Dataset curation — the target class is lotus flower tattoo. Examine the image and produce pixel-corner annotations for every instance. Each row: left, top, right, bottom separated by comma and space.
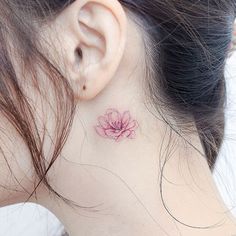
95, 109, 139, 142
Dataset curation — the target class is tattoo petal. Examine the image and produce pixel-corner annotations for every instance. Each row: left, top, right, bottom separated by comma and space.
126, 120, 138, 130
122, 111, 131, 127
119, 130, 131, 141
98, 116, 109, 129
95, 126, 107, 138
128, 130, 135, 139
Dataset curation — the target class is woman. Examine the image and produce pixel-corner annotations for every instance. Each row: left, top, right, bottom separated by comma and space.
0, 0, 236, 235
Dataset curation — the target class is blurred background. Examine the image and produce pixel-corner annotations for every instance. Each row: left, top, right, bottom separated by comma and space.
0, 34, 236, 236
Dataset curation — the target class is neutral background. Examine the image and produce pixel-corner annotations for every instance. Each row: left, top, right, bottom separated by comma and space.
0, 53, 236, 236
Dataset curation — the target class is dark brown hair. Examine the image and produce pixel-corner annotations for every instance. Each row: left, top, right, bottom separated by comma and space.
0, 0, 235, 227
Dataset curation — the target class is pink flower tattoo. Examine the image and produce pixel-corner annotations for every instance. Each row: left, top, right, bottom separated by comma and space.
95, 109, 139, 142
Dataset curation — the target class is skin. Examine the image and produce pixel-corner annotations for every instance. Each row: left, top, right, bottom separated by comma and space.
1, 0, 236, 235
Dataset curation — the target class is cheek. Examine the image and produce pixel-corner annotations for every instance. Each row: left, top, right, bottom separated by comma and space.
0, 115, 35, 207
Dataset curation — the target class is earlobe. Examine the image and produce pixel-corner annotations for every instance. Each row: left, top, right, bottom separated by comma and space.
60, 0, 127, 100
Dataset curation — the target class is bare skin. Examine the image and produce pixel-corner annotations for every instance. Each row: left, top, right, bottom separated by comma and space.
1, 0, 236, 235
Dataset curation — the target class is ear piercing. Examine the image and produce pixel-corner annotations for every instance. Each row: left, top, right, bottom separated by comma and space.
76, 47, 86, 91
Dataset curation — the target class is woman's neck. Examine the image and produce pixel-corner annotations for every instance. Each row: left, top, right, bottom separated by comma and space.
34, 107, 236, 236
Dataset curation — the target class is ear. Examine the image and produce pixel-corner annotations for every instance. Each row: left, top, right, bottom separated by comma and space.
54, 0, 127, 100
